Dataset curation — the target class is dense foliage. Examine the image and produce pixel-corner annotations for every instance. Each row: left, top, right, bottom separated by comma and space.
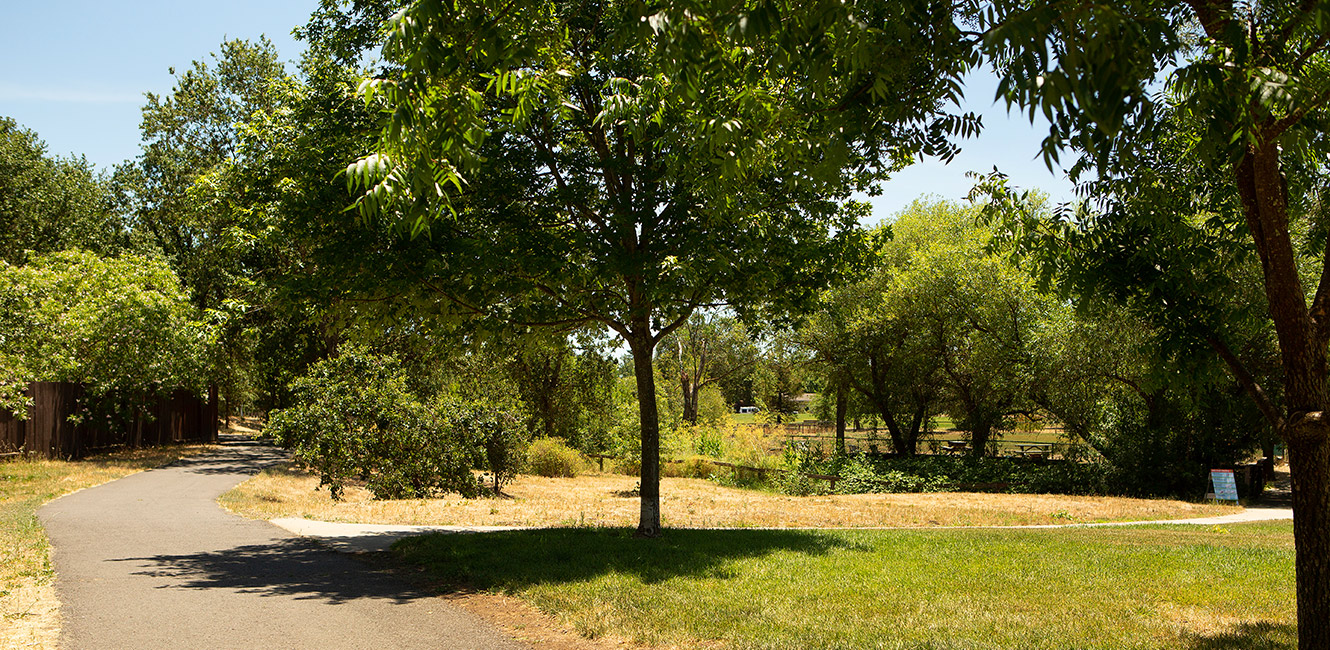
0, 250, 212, 425
0, 118, 125, 263
266, 347, 527, 499
525, 437, 589, 478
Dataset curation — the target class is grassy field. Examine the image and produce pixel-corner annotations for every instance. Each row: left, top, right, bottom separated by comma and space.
222, 464, 1235, 529
730, 412, 823, 425
0, 445, 211, 650
395, 522, 1295, 650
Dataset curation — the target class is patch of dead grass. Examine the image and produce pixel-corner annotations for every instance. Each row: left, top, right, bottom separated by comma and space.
221, 464, 1237, 529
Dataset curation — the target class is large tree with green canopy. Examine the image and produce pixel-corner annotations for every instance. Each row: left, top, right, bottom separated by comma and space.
348, 0, 980, 536
980, 2, 1330, 645
0, 118, 125, 263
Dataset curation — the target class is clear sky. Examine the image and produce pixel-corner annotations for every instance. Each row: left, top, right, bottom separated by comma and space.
1, 1, 1074, 223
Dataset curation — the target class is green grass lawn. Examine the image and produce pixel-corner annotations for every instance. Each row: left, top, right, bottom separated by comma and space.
395, 522, 1295, 650
731, 412, 823, 424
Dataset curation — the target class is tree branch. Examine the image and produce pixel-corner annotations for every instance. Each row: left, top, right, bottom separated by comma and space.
1206, 334, 1286, 429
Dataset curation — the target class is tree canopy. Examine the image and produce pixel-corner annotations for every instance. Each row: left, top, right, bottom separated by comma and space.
348, 0, 981, 536
980, 2, 1330, 644
0, 250, 212, 424
0, 118, 125, 263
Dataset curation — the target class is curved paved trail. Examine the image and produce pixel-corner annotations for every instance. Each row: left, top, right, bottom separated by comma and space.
38, 436, 524, 650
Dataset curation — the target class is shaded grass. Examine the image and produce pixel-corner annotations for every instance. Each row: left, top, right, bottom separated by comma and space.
222, 464, 1236, 529
395, 521, 1295, 650
0, 445, 211, 649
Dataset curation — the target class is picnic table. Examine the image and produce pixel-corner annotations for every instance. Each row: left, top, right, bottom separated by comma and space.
1012, 443, 1051, 459
941, 440, 970, 454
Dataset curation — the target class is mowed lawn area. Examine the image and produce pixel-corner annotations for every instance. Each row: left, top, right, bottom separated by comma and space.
222, 465, 1290, 648
396, 522, 1295, 650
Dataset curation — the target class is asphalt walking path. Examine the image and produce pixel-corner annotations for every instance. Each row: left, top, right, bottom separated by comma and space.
37, 435, 525, 650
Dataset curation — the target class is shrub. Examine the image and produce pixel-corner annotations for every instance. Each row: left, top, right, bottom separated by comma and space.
443, 396, 528, 494
780, 441, 831, 496
0, 250, 212, 424
834, 454, 949, 494
611, 457, 641, 476
526, 437, 588, 478
267, 348, 482, 500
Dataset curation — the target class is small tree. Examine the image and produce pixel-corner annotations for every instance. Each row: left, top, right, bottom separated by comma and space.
267, 347, 487, 500
0, 250, 212, 431
753, 336, 808, 424
349, 0, 979, 536
656, 312, 758, 425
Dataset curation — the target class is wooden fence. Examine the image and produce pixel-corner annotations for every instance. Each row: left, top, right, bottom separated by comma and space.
775, 420, 1074, 459
0, 382, 217, 459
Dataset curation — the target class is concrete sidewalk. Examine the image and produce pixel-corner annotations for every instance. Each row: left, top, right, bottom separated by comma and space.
38, 435, 526, 650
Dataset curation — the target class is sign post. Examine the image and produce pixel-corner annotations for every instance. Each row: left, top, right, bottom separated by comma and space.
1209, 469, 1240, 504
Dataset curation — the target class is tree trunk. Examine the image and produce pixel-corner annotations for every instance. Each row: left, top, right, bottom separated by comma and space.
629, 332, 662, 538
681, 375, 699, 424
905, 399, 929, 456
1287, 426, 1330, 650
1232, 135, 1330, 650
874, 401, 910, 457
835, 378, 847, 456
969, 421, 991, 459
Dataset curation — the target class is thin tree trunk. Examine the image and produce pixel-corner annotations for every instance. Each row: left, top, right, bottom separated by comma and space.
835, 378, 847, 456
629, 332, 661, 538
681, 376, 699, 424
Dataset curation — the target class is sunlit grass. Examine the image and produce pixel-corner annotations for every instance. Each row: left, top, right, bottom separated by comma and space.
222, 463, 1236, 529
396, 522, 1295, 650
0, 445, 211, 650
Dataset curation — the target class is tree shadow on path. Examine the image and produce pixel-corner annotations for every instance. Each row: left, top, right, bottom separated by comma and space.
115, 537, 434, 605
158, 437, 288, 476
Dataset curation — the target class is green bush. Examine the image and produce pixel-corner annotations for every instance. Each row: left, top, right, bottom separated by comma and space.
821, 453, 1118, 497
611, 457, 641, 476
444, 397, 528, 494
526, 437, 588, 478
780, 441, 831, 496
835, 454, 950, 494
267, 348, 483, 500
0, 250, 212, 424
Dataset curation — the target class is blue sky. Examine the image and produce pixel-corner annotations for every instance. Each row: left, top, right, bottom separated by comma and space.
1, 1, 1074, 223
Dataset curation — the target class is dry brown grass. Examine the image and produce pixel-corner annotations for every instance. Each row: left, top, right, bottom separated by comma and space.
221, 464, 1236, 529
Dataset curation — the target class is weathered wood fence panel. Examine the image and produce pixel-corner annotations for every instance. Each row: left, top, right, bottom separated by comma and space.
0, 382, 217, 459
0, 407, 24, 455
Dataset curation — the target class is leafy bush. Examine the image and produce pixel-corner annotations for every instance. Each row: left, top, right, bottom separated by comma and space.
823, 453, 1118, 497
267, 348, 482, 500
780, 441, 831, 496
526, 437, 587, 478
0, 250, 212, 423
835, 454, 949, 494
444, 397, 528, 494
694, 427, 724, 458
